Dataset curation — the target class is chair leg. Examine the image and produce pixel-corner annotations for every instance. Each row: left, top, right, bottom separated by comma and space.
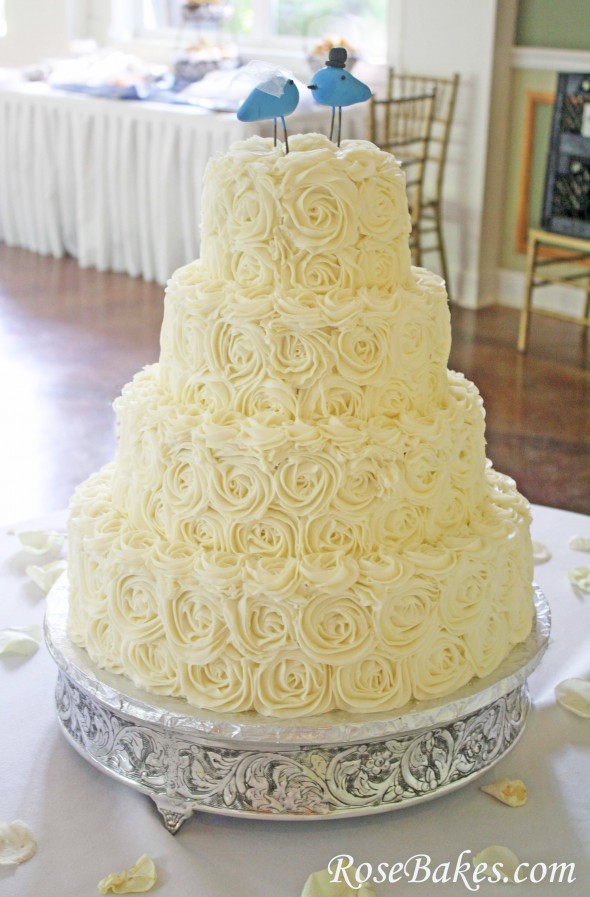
584, 277, 590, 320
412, 219, 421, 267
433, 202, 452, 302
517, 234, 538, 352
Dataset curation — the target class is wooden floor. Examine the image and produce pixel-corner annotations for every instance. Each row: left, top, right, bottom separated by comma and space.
1, 243, 589, 527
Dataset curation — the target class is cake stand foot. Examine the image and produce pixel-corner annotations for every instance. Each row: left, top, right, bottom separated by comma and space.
153, 796, 195, 834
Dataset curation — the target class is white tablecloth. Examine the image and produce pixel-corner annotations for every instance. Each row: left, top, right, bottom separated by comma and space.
1, 504, 589, 897
0, 83, 362, 285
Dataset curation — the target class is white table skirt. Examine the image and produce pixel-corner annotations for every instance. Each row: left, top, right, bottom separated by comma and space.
0, 83, 363, 285
1, 503, 589, 896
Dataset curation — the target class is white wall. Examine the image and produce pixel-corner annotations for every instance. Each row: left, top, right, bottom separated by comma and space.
0, 0, 71, 65
390, 0, 517, 308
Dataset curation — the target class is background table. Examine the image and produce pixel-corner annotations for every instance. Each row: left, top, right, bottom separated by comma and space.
0, 83, 364, 285
1, 504, 589, 896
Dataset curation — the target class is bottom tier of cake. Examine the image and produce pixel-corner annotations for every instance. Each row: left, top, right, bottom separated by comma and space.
46, 577, 550, 831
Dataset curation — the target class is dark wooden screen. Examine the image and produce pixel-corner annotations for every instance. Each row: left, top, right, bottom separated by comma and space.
542, 72, 590, 239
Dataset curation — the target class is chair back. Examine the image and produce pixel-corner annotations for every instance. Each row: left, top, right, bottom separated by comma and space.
386, 71, 460, 204
369, 90, 437, 231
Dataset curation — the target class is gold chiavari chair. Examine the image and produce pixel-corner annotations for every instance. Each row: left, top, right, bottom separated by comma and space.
369, 89, 437, 268
517, 229, 590, 352
386, 71, 460, 299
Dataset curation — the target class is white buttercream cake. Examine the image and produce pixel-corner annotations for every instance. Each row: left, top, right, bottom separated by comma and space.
67, 133, 534, 717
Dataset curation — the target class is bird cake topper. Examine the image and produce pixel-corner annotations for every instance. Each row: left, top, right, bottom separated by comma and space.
236, 61, 299, 153
308, 47, 371, 145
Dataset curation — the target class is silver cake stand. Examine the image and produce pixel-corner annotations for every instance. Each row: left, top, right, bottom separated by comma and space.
44, 578, 550, 833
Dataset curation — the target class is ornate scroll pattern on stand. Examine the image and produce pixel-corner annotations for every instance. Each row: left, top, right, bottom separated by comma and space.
55, 670, 529, 830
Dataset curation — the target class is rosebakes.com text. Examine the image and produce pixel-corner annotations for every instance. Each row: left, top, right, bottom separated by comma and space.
328, 852, 576, 891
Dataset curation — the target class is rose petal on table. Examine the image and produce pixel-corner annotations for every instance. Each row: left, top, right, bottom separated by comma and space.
25, 560, 66, 592
568, 565, 590, 593
569, 535, 590, 553
480, 777, 527, 807
532, 541, 551, 564
301, 867, 377, 897
472, 845, 520, 882
15, 530, 64, 555
555, 678, 590, 718
97, 854, 157, 894
0, 625, 43, 656
0, 820, 37, 866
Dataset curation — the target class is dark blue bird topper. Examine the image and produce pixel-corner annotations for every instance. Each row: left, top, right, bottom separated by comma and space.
236, 63, 300, 153
308, 47, 371, 145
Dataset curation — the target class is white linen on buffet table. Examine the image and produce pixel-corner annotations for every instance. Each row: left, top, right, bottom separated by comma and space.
0, 83, 351, 284
1, 504, 589, 897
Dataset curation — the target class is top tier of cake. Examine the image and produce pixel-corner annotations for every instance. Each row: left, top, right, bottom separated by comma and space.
200, 133, 413, 294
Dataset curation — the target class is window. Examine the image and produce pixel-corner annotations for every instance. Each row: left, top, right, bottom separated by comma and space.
0, 1, 6, 39
138, 1, 387, 61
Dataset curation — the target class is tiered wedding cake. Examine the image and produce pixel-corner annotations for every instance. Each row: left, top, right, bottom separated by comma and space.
67, 133, 534, 718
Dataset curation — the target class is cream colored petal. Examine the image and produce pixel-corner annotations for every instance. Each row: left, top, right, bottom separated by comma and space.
480, 777, 527, 807
97, 854, 157, 894
555, 678, 590, 718
302, 867, 377, 897
472, 846, 520, 883
0, 820, 37, 866
569, 535, 590, 553
532, 541, 551, 564
15, 530, 64, 555
25, 560, 66, 593
568, 566, 590, 592
0, 625, 43, 656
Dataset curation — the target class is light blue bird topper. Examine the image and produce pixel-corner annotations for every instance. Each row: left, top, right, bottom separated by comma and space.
308, 47, 372, 145
236, 62, 300, 153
